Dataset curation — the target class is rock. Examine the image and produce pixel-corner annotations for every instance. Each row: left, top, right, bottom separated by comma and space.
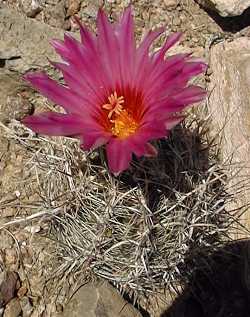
0, 7, 69, 73
4, 249, 17, 267
163, 0, 179, 9
43, 0, 66, 28
3, 298, 22, 317
0, 74, 33, 123
20, 0, 43, 18
17, 286, 28, 299
195, 0, 250, 17
1, 92, 33, 123
24, 225, 41, 234
81, 0, 103, 19
0, 271, 19, 306
60, 281, 142, 317
207, 37, 250, 237
66, 0, 81, 17
30, 310, 39, 317
19, 296, 33, 317
0, 230, 14, 250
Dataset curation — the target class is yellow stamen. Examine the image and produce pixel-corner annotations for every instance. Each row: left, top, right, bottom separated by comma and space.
102, 92, 139, 138
111, 110, 138, 139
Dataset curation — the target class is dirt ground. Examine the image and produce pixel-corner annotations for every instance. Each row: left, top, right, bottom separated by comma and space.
1, 0, 250, 316
2, 0, 226, 47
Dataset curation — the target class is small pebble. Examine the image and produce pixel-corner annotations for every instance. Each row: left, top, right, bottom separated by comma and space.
20, 296, 33, 317
4, 249, 17, 266
164, 0, 178, 9
24, 225, 41, 234
17, 286, 28, 299
66, 0, 81, 17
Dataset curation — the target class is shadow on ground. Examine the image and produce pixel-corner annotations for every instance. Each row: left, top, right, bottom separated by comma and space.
205, 7, 250, 32
161, 239, 250, 317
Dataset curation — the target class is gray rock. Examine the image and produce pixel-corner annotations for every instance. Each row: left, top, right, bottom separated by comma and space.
0, 230, 14, 251
3, 298, 22, 317
163, 0, 179, 9
66, 0, 81, 17
19, 296, 33, 317
0, 271, 19, 307
207, 37, 250, 237
0, 74, 33, 123
60, 281, 142, 317
20, 0, 44, 18
0, 7, 70, 73
43, 0, 66, 28
196, 0, 250, 17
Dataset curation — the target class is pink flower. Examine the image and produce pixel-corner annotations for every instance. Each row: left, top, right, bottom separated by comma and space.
23, 7, 206, 174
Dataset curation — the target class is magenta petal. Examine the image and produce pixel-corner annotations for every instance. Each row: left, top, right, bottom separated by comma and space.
135, 123, 167, 143
115, 6, 135, 85
138, 28, 165, 57
143, 98, 185, 119
165, 116, 185, 130
22, 112, 85, 136
52, 34, 112, 97
144, 143, 158, 157
133, 28, 165, 89
125, 137, 146, 158
158, 52, 191, 67
106, 139, 132, 174
80, 132, 111, 151
64, 32, 82, 53
162, 32, 182, 52
23, 72, 87, 114
153, 32, 182, 63
50, 61, 84, 93
144, 56, 188, 99
117, 5, 134, 45
74, 16, 97, 50
172, 85, 207, 105
50, 39, 70, 61
97, 9, 120, 86
49, 60, 101, 105
181, 61, 207, 77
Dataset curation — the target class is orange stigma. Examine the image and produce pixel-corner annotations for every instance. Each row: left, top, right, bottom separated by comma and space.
102, 91, 124, 119
102, 92, 139, 139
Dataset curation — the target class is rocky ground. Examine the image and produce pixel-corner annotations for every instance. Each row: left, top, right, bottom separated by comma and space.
0, 0, 250, 316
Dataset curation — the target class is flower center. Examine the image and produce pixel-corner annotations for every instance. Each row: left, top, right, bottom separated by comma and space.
111, 110, 138, 138
102, 91, 139, 139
